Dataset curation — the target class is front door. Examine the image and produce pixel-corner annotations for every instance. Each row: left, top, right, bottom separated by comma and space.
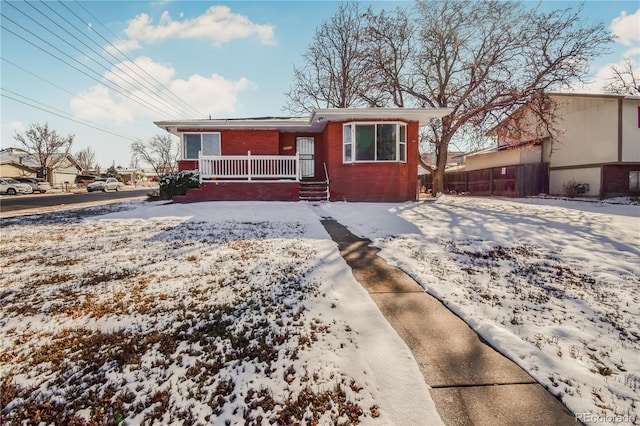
297, 137, 315, 178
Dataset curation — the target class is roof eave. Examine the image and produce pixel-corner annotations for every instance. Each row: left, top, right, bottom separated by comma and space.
309, 108, 453, 127
154, 107, 454, 135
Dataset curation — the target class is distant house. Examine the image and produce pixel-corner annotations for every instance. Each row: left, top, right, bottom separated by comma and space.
452, 93, 640, 198
0, 147, 82, 185
418, 151, 466, 194
155, 108, 451, 202
0, 148, 37, 177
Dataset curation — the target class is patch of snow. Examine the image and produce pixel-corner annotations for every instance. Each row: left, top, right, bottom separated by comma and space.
0, 201, 441, 425
321, 196, 639, 426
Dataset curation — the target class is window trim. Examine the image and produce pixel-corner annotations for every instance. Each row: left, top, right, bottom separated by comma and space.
630, 170, 640, 191
342, 122, 407, 163
183, 132, 221, 159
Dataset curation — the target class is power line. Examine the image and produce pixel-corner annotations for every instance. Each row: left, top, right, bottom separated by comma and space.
0, 16, 175, 119
35, 0, 197, 118
2, 2, 189, 119
1, 57, 133, 125
1, 88, 144, 143
68, 0, 204, 118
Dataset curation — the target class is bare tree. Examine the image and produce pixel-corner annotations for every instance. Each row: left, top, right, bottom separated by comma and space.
284, 2, 377, 114
14, 122, 74, 181
75, 147, 97, 173
361, 6, 413, 107
131, 134, 179, 178
604, 59, 640, 95
399, 1, 610, 194
288, 1, 610, 194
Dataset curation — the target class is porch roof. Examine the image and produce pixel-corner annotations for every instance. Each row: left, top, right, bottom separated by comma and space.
155, 107, 453, 136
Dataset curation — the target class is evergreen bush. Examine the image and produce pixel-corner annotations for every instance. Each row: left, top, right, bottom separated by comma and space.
159, 170, 200, 199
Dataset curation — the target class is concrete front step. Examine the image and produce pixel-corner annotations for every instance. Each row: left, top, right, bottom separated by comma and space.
299, 181, 328, 201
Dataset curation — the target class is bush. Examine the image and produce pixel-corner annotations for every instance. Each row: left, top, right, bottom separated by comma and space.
561, 179, 579, 198
159, 170, 200, 199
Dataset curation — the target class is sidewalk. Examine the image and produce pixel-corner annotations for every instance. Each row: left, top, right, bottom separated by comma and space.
320, 218, 578, 426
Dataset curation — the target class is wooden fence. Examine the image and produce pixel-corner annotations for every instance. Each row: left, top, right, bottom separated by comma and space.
420, 163, 549, 197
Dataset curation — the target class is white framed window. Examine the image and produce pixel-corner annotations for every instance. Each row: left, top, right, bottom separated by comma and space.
343, 124, 353, 162
399, 124, 406, 162
343, 122, 407, 163
183, 133, 220, 159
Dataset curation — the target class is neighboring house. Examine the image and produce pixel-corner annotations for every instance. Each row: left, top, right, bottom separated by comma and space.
0, 148, 82, 185
457, 93, 640, 198
0, 148, 37, 177
155, 108, 451, 202
420, 151, 466, 170
418, 151, 466, 194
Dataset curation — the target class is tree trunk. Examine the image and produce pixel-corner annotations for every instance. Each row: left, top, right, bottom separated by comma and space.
428, 120, 451, 196
432, 169, 443, 196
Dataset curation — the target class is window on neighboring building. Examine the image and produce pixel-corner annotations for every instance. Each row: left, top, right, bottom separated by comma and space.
184, 133, 220, 159
343, 123, 407, 163
630, 171, 640, 191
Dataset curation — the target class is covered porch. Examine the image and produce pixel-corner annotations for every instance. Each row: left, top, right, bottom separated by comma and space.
173, 151, 328, 203
197, 151, 302, 183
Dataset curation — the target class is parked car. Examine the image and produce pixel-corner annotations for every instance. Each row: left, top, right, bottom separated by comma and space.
87, 177, 123, 192
0, 178, 33, 195
75, 175, 97, 185
13, 177, 51, 193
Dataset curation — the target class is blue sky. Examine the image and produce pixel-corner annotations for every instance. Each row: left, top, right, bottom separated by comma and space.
1, 1, 639, 169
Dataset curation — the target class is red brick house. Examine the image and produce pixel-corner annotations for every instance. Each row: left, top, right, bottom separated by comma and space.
155, 108, 451, 202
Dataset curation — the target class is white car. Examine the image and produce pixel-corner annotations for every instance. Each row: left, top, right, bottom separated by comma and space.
87, 177, 123, 192
0, 177, 33, 195
13, 177, 51, 193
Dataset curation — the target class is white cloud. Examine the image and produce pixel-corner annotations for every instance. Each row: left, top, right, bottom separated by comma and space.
124, 5, 275, 46
7, 121, 25, 133
169, 74, 254, 116
570, 58, 640, 94
70, 85, 135, 125
610, 9, 640, 46
104, 39, 143, 55
103, 56, 175, 91
623, 46, 640, 58
70, 57, 253, 124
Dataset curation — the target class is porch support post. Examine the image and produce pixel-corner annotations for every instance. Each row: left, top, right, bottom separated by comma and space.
247, 150, 252, 181
296, 151, 300, 181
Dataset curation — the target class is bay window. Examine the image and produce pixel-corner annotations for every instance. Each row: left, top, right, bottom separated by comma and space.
184, 133, 220, 159
343, 123, 407, 163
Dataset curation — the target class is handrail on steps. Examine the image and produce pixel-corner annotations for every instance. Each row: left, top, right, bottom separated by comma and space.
323, 162, 330, 200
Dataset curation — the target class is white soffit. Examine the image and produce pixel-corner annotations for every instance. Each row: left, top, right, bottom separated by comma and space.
310, 108, 453, 127
154, 108, 453, 136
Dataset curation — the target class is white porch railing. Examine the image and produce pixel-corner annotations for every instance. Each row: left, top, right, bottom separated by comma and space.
199, 151, 300, 183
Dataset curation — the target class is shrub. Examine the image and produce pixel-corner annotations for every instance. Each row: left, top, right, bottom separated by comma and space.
159, 170, 200, 199
561, 179, 579, 198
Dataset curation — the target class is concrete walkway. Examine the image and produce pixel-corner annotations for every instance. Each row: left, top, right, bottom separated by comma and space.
320, 218, 578, 426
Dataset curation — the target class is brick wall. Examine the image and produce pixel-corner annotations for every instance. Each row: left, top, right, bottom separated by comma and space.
602, 164, 640, 197
178, 159, 198, 171
175, 182, 300, 202
220, 129, 279, 155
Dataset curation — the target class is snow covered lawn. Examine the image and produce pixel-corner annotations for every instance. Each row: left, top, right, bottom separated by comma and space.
0, 202, 440, 425
322, 196, 639, 425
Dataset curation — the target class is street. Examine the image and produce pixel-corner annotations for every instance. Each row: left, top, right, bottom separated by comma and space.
0, 188, 154, 215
